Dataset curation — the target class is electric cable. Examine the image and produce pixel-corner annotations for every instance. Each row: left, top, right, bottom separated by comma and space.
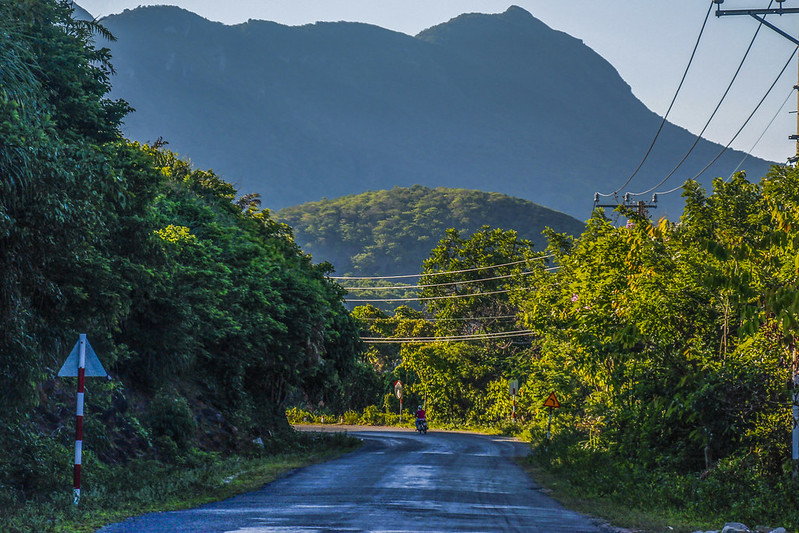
361, 330, 534, 343
341, 267, 558, 291
355, 315, 519, 322
596, 0, 715, 199
330, 255, 553, 280
729, 85, 796, 179
630, 1, 772, 197
346, 287, 529, 304
687, 46, 797, 183
342, 271, 535, 290
656, 45, 797, 196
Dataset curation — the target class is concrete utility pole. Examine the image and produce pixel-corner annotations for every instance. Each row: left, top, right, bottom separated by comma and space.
714, 0, 799, 478
713, 0, 799, 163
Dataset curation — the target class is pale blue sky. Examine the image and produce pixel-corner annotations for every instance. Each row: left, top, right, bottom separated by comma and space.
79, 0, 799, 166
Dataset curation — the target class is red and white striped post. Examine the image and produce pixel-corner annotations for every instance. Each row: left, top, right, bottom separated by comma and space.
512, 391, 516, 424
58, 333, 106, 505
509, 380, 518, 424
395, 381, 403, 423
73, 334, 87, 505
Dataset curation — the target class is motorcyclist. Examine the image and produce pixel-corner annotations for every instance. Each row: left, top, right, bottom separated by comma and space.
415, 405, 426, 431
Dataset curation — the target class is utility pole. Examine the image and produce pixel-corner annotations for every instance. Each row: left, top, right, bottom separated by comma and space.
714, 0, 799, 163
714, 0, 799, 479
593, 193, 658, 219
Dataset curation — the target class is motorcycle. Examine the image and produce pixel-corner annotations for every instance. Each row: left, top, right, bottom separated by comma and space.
415, 417, 428, 434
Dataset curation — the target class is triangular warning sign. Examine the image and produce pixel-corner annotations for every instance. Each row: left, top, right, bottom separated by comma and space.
543, 392, 561, 408
58, 336, 107, 377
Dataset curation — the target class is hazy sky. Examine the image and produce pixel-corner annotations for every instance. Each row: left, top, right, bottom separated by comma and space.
78, 0, 799, 164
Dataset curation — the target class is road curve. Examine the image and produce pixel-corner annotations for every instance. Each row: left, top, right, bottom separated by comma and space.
97, 428, 605, 532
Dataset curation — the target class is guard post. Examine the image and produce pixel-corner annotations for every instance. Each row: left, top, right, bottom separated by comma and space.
57, 334, 107, 505
394, 380, 403, 422
509, 379, 519, 424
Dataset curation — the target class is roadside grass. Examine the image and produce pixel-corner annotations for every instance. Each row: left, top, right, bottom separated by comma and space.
1, 431, 360, 533
515, 459, 707, 533
515, 444, 797, 533
287, 406, 518, 436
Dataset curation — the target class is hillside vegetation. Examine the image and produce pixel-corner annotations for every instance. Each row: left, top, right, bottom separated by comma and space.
0, 1, 366, 521
276, 185, 584, 277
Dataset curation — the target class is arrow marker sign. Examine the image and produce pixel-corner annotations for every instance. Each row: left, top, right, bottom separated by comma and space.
543, 392, 560, 444
58, 337, 107, 377
543, 392, 561, 409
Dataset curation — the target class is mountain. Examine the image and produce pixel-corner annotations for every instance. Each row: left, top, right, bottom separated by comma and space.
97, 5, 773, 219
71, 3, 93, 21
275, 185, 585, 277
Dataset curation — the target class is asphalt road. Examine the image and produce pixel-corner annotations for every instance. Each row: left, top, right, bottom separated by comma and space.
96, 427, 606, 532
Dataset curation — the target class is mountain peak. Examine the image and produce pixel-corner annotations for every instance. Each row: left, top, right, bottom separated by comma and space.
108, 5, 216, 26
71, 3, 94, 21
502, 5, 535, 20
416, 5, 557, 46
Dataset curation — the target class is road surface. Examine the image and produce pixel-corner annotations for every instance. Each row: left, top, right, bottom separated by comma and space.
97, 427, 607, 532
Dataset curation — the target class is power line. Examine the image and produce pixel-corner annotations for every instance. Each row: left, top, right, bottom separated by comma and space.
346, 287, 527, 303
656, 45, 797, 196
342, 268, 557, 291
355, 315, 519, 322
343, 271, 534, 290
630, 2, 772, 197
729, 86, 797, 178
596, 0, 716, 199
687, 46, 796, 183
361, 330, 534, 343
330, 255, 553, 281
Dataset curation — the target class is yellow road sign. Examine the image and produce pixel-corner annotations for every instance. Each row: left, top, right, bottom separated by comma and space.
543, 392, 561, 408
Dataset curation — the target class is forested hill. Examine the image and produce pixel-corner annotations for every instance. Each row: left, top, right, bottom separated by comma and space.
96, 5, 772, 219
276, 186, 584, 276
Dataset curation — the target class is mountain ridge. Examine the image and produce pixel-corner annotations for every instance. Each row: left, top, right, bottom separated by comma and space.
97, 4, 773, 219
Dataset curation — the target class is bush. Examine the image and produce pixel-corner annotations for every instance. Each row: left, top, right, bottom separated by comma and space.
342, 410, 360, 425
526, 427, 799, 532
0, 424, 70, 499
146, 390, 197, 452
359, 405, 385, 425
285, 406, 313, 424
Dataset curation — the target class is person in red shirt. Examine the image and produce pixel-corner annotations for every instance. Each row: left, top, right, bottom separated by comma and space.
415, 405, 427, 432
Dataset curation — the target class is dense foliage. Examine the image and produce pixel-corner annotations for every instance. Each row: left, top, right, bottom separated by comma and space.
352, 173, 799, 526
517, 173, 796, 477
0, 0, 362, 506
275, 185, 584, 277
403, 227, 542, 423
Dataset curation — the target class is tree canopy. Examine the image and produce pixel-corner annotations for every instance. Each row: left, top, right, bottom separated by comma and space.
276, 185, 584, 277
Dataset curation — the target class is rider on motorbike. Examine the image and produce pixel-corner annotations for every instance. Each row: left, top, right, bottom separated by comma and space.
415, 405, 427, 432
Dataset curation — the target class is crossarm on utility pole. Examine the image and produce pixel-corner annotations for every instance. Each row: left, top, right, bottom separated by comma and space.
715, 1, 799, 161
749, 13, 799, 46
